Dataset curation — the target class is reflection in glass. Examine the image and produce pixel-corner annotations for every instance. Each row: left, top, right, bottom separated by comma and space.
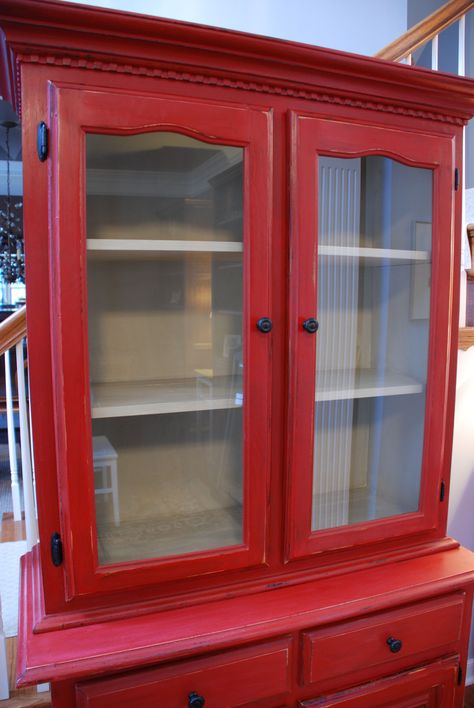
312, 156, 432, 531
86, 132, 244, 563
87, 132, 242, 242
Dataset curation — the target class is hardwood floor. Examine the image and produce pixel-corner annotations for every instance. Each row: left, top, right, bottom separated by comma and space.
0, 512, 26, 543
1, 513, 51, 707
2, 637, 51, 707
465, 684, 474, 707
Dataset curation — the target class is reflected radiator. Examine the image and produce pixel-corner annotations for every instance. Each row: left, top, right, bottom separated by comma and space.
313, 157, 361, 531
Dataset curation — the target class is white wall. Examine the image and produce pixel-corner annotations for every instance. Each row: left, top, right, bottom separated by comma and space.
66, 0, 408, 56
448, 349, 474, 672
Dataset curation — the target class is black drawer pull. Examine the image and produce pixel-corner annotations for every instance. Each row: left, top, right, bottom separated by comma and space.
386, 636, 403, 653
188, 692, 205, 708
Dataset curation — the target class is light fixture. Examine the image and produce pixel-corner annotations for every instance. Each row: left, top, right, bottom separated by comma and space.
0, 119, 23, 283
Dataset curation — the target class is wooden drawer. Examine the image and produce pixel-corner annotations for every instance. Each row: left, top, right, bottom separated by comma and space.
301, 594, 464, 687
76, 638, 291, 707
299, 655, 459, 707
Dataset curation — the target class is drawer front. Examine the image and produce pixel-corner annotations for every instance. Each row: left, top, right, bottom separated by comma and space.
302, 594, 464, 686
299, 655, 459, 707
76, 638, 291, 707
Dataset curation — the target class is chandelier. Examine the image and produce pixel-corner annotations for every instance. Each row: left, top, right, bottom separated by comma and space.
0, 120, 24, 284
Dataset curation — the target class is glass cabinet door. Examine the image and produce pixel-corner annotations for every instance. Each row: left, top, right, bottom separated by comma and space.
52, 86, 272, 595
287, 113, 455, 559
87, 132, 245, 564
313, 155, 431, 530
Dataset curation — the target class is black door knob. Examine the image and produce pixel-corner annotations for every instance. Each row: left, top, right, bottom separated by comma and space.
303, 318, 319, 333
386, 637, 402, 653
256, 317, 272, 333
188, 692, 205, 708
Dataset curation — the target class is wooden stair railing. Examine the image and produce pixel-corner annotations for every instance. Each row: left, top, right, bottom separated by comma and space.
375, 0, 474, 62
376, 1, 474, 349
459, 225, 474, 350
0, 304, 26, 357
0, 303, 36, 547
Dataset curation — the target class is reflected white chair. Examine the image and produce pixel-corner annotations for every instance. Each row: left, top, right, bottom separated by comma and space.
92, 436, 120, 527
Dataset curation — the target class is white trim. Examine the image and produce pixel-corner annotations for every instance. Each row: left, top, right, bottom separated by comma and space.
458, 15, 466, 78
466, 657, 474, 686
431, 34, 439, 71
5, 350, 21, 521
16, 339, 38, 551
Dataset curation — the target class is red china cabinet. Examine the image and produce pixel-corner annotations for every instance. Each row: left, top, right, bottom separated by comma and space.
1, 1, 474, 705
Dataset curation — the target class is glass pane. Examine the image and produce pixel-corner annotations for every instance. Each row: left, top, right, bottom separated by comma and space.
87, 132, 242, 242
86, 132, 244, 564
312, 156, 432, 531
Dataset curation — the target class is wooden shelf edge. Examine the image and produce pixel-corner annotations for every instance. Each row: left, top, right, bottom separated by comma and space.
318, 245, 430, 263
87, 239, 243, 253
458, 327, 474, 350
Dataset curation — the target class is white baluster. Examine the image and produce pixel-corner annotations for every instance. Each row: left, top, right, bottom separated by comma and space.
459, 15, 467, 326
0, 594, 9, 699
16, 340, 38, 551
458, 15, 466, 77
431, 34, 439, 70
5, 350, 21, 521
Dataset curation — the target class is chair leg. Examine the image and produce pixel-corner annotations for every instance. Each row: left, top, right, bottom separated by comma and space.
111, 461, 120, 527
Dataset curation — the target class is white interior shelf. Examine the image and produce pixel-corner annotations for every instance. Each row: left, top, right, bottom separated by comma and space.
316, 369, 423, 402
91, 376, 243, 419
317, 244, 430, 265
87, 239, 243, 256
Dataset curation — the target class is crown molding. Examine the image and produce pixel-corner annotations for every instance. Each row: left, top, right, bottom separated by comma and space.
1, 0, 473, 125
16, 51, 467, 127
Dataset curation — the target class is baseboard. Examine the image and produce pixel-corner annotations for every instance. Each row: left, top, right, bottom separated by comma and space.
467, 657, 474, 686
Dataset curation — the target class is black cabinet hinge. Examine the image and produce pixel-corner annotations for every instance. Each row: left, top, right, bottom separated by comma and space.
455, 167, 460, 191
440, 480, 446, 502
50, 532, 63, 566
37, 121, 48, 161
458, 664, 463, 686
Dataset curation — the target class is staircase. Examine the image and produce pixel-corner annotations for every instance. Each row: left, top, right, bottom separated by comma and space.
376, 0, 474, 349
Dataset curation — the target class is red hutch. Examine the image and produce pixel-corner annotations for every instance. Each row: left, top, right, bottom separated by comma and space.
1, 1, 474, 705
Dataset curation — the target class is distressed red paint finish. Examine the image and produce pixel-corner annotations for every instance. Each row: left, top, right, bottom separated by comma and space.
1, 1, 474, 705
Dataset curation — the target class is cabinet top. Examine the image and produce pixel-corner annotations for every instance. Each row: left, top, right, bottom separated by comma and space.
1, 0, 474, 125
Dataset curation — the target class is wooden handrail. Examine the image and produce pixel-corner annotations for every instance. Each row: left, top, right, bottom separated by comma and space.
459, 226, 474, 348
459, 327, 474, 349
375, 0, 474, 61
0, 305, 26, 356
466, 224, 474, 280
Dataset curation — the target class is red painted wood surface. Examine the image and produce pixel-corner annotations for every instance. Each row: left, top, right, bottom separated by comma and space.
1, 0, 470, 619
75, 638, 291, 707
1, 0, 474, 125
299, 655, 459, 707
302, 594, 464, 687
50, 84, 273, 600
287, 113, 457, 561
16, 546, 474, 687
2, 2, 474, 706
